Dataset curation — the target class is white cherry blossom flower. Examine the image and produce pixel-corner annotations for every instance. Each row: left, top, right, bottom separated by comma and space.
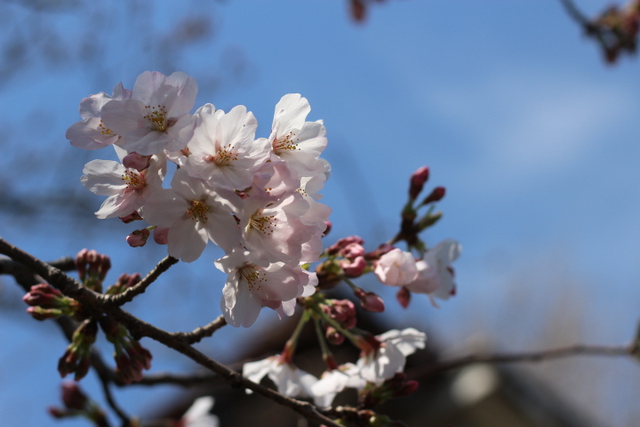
186, 104, 269, 191
374, 248, 419, 286
66, 82, 131, 150
311, 363, 366, 407
80, 154, 165, 219
237, 191, 319, 266
243, 356, 321, 404
180, 396, 219, 427
405, 239, 461, 307
215, 248, 312, 327
101, 71, 198, 155
356, 328, 426, 385
141, 169, 240, 263
269, 94, 327, 178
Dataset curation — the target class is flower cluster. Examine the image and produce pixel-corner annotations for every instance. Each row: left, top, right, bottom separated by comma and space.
68, 71, 330, 327
374, 239, 461, 308
243, 328, 426, 408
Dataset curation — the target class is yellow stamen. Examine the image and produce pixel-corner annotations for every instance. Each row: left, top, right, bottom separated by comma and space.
187, 199, 209, 223
143, 104, 168, 132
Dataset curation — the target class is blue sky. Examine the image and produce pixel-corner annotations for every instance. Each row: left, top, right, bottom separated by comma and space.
2, 0, 640, 425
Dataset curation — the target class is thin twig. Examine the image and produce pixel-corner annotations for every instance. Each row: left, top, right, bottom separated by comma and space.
174, 315, 228, 344
132, 372, 220, 387
410, 343, 637, 379
105, 256, 179, 306
98, 374, 131, 426
558, 0, 591, 28
0, 238, 342, 427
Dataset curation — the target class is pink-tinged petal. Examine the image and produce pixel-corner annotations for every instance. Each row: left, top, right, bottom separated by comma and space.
81, 160, 127, 195
272, 94, 311, 133
222, 278, 262, 328
203, 210, 240, 253
140, 189, 187, 227
160, 71, 198, 116
95, 192, 141, 219
242, 357, 277, 384
167, 218, 208, 263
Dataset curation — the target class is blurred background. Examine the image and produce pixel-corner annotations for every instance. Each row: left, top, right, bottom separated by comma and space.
1, 0, 640, 425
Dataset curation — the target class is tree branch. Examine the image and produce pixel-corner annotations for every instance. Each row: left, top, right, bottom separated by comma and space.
174, 315, 227, 344
105, 256, 179, 306
0, 238, 342, 427
410, 342, 637, 379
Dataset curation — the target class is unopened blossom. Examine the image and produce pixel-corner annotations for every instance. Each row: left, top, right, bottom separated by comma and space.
101, 71, 198, 155
405, 239, 461, 307
66, 82, 131, 150
215, 248, 314, 327
269, 93, 328, 178
374, 248, 419, 286
356, 328, 426, 385
243, 356, 321, 404
142, 168, 240, 262
81, 154, 165, 219
186, 104, 269, 191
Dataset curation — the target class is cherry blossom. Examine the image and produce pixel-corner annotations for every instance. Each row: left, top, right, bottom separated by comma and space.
186, 104, 270, 191
269, 94, 328, 178
101, 71, 198, 155
356, 328, 426, 385
237, 191, 321, 266
80, 154, 165, 219
179, 396, 219, 427
243, 356, 321, 404
66, 82, 131, 150
374, 248, 419, 286
311, 363, 366, 407
215, 248, 314, 327
405, 239, 461, 307
141, 168, 240, 263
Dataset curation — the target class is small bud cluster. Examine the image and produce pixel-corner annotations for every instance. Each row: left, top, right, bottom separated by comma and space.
587, 0, 640, 63
23, 283, 80, 321
100, 316, 152, 384
76, 249, 111, 293
58, 319, 98, 381
23, 248, 153, 384
48, 382, 109, 427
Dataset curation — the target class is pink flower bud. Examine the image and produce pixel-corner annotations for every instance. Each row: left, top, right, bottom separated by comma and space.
394, 380, 420, 398
340, 256, 367, 278
325, 326, 345, 345
323, 221, 332, 236
354, 288, 385, 313
61, 381, 88, 410
153, 227, 170, 245
23, 283, 63, 307
409, 166, 429, 200
396, 286, 411, 309
122, 152, 151, 171
126, 229, 150, 247
422, 186, 446, 205
327, 236, 365, 255
48, 407, 67, 418
340, 242, 365, 259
